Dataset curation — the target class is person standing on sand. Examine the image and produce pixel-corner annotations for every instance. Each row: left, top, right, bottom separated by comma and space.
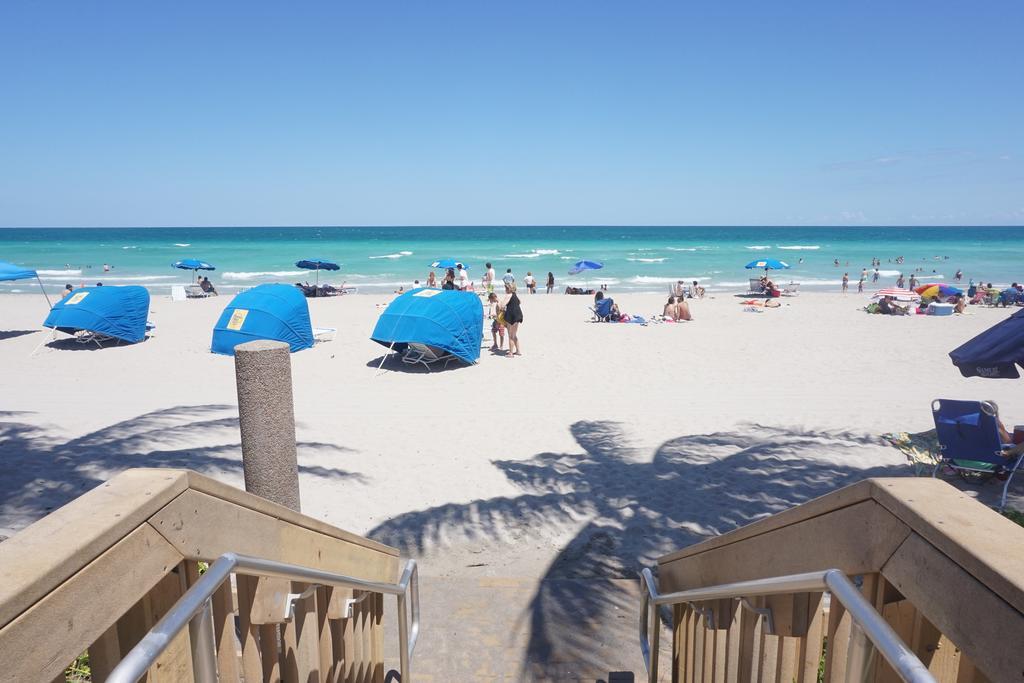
456, 263, 469, 291
484, 262, 495, 293
502, 283, 523, 357
842, 273, 849, 292
857, 277, 865, 293
487, 292, 505, 350
502, 268, 515, 287
546, 272, 555, 294
524, 271, 536, 294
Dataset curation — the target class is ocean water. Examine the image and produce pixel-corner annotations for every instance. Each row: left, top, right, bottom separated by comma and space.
1, 226, 1022, 295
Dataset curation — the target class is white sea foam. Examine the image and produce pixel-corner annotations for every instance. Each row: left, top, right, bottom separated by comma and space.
533, 249, 560, 255
630, 275, 708, 284
174, 243, 191, 247
37, 269, 82, 276
504, 253, 542, 259
666, 247, 697, 252
918, 274, 945, 280
91, 275, 176, 282
878, 270, 901, 277
223, 270, 305, 281
746, 245, 771, 250
369, 251, 413, 259
122, 246, 138, 249
777, 245, 820, 250
560, 256, 573, 260
627, 257, 668, 263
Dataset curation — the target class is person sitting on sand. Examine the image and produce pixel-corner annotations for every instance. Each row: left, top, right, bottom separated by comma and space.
426, 271, 437, 288
878, 296, 907, 316
200, 277, 217, 295
663, 296, 677, 320
62, 284, 73, 298
593, 291, 620, 320
953, 295, 967, 314
675, 296, 693, 321
691, 280, 705, 298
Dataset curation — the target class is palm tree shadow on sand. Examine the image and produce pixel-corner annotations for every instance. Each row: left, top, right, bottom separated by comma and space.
0, 404, 364, 537
369, 420, 908, 679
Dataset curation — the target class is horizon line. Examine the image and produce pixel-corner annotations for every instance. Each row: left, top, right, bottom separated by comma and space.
2, 224, 1023, 230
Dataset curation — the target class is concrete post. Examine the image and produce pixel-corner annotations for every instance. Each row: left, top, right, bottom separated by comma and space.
233, 340, 301, 511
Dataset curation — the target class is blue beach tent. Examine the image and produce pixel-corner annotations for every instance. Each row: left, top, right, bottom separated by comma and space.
949, 308, 1024, 379
43, 286, 150, 343
371, 288, 484, 364
0, 260, 52, 306
211, 283, 314, 355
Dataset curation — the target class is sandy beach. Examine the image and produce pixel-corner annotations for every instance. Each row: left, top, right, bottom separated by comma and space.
3, 288, 1021, 561
4, 287, 1023, 677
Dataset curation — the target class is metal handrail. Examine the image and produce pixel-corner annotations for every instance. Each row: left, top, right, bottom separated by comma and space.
108, 553, 420, 683
639, 567, 936, 683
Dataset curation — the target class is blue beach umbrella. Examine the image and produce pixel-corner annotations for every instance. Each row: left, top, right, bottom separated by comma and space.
431, 258, 468, 269
0, 260, 51, 307
296, 258, 340, 286
744, 259, 790, 271
568, 260, 603, 275
172, 258, 216, 271
949, 308, 1024, 379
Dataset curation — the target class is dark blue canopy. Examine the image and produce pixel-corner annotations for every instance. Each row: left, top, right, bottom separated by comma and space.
949, 308, 1024, 379
296, 259, 340, 271
173, 259, 216, 271
0, 261, 36, 281
43, 286, 150, 343
371, 288, 483, 364
211, 283, 313, 355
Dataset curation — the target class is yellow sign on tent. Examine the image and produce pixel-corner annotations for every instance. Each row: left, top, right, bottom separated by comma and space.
226, 309, 249, 331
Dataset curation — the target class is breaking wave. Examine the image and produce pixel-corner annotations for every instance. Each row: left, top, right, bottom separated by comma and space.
223, 270, 305, 281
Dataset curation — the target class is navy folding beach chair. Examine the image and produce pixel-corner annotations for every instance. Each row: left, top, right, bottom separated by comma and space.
591, 298, 616, 322
931, 398, 1023, 510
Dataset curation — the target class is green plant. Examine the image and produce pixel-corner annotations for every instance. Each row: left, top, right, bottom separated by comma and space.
65, 650, 90, 682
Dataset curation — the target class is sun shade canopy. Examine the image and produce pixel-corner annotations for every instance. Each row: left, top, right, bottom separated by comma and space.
43, 286, 150, 343
370, 288, 483, 364
211, 283, 314, 355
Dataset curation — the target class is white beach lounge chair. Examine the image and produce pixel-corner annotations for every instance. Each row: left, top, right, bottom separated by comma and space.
185, 285, 210, 298
747, 278, 764, 295
313, 327, 336, 342
401, 343, 454, 371
171, 285, 187, 301
782, 282, 800, 296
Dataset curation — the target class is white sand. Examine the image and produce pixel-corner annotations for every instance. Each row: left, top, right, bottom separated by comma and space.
1, 290, 1021, 577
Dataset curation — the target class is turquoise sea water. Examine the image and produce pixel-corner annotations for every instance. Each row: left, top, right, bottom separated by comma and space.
1, 226, 1022, 295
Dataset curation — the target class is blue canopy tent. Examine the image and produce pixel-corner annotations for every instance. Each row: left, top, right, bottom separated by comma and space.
211, 283, 314, 355
296, 258, 340, 287
0, 260, 52, 307
43, 286, 150, 344
949, 308, 1024, 379
370, 288, 483, 365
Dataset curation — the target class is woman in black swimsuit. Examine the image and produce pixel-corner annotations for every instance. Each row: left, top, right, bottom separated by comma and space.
503, 282, 524, 357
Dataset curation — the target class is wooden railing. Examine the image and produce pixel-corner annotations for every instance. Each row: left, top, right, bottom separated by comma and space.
0, 468, 400, 683
655, 478, 1024, 682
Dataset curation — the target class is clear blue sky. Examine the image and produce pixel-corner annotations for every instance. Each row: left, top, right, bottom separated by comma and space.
1, 1, 1021, 227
